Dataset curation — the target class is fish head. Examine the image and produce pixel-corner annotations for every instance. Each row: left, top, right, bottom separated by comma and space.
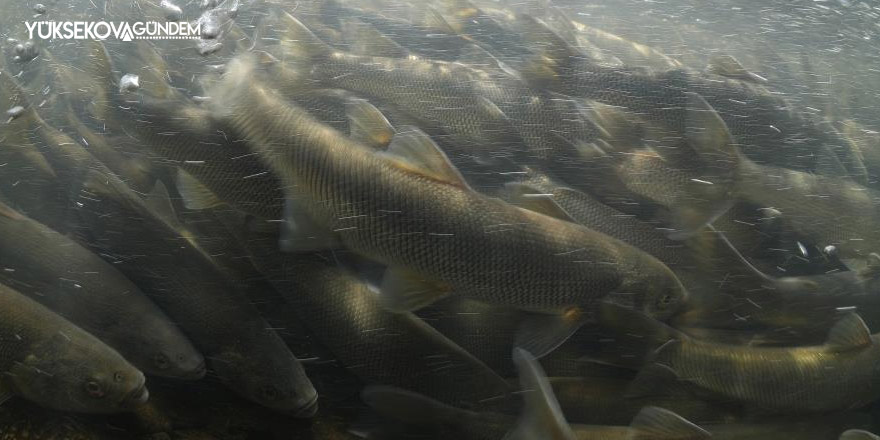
103, 312, 206, 380
210, 348, 318, 417
637, 271, 690, 324
7, 331, 148, 413
145, 347, 207, 381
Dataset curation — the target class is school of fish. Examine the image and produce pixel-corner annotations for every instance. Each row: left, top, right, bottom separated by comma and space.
1, 0, 880, 438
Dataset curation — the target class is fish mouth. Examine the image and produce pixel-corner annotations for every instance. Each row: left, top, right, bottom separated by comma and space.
293, 394, 318, 418
120, 380, 149, 407
181, 360, 207, 380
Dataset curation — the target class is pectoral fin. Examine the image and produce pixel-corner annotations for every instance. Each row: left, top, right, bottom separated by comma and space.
628, 406, 711, 440
175, 169, 225, 210
706, 55, 768, 84
515, 310, 586, 359
379, 267, 450, 312
280, 196, 341, 252
504, 182, 576, 223
625, 362, 681, 399
826, 313, 872, 353
346, 98, 395, 150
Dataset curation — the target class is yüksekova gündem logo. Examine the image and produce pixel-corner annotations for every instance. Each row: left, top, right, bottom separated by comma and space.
25, 21, 200, 41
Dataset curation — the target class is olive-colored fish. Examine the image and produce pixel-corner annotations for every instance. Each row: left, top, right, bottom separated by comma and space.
363, 349, 711, 440
0, 282, 147, 413
0, 197, 204, 380
519, 15, 858, 178
207, 54, 688, 357
250, 250, 513, 409
0, 71, 317, 416
624, 309, 880, 413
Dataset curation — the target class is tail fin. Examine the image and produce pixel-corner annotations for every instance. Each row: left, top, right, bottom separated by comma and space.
506, 348, 576, 440
665, 92, 739, 240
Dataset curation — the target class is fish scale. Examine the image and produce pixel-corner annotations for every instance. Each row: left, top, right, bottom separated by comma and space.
658, 330, 880, 413
251, 253, 515, 410
0, 282, 145, 413
209, 58, 687, 322
0, 201, 203, 379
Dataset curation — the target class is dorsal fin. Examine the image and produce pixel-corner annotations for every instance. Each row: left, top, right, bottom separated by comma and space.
504, 182, 576, 223
175, 169, 224, 210
629, 406, 711, 440
706, 54, 768, 84
0, 198, 24, 221
345, 98, 395, 150
826, 313, 872, 352
423, 6, 460, 34
341, 17, 409, 58
380, 127, 470, 189
144, 180, 181, 229
457, 44, 521, 78
684, 92, 734, 161
278, 12, 333, 59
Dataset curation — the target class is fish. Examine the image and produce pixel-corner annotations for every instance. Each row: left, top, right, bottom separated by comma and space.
842, 430, 880, 440
0, 282, 147, 413
206, 54, 689, 358
274, 12, 597, 174
363, 349, 711, 440
0, 71, 317, 416
733, 150, 880, 262
112, 41, 286, 221
316, 0, 472, 62
549, 376, 737, 426
518, 15, 859, 178
250, 250, 514, 410
619, 307, 880, 413
0, 197, 205, 380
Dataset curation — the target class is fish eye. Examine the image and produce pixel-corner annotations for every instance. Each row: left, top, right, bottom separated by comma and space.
113, 372, 124, 382
657, 294, 676, 308
154, 353, 170, 370
84, 380, 104, 398
260, 385, 281, 401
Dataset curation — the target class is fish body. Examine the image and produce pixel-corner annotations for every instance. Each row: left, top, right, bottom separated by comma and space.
634, 313, 880, 414
0, 200, 205, 379
209, 55, 688, 325
0, 283, 147, 413
0, 70, 317, 416
260, 252, 513, 409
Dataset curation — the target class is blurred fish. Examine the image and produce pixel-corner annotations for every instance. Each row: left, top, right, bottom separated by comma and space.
550, 376, 737, 426
0, 282, 147, 413
518, 15, 859, 179
363, 350, 711, 440
252, 251, 514, 409
316, 0, 471, 61
842, 430, 880, 440
275, 12, 597, 173
0, 197, 205, 380
207, 55, 689, 358
0, 71, 317, 416
734, 150, 880, 262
